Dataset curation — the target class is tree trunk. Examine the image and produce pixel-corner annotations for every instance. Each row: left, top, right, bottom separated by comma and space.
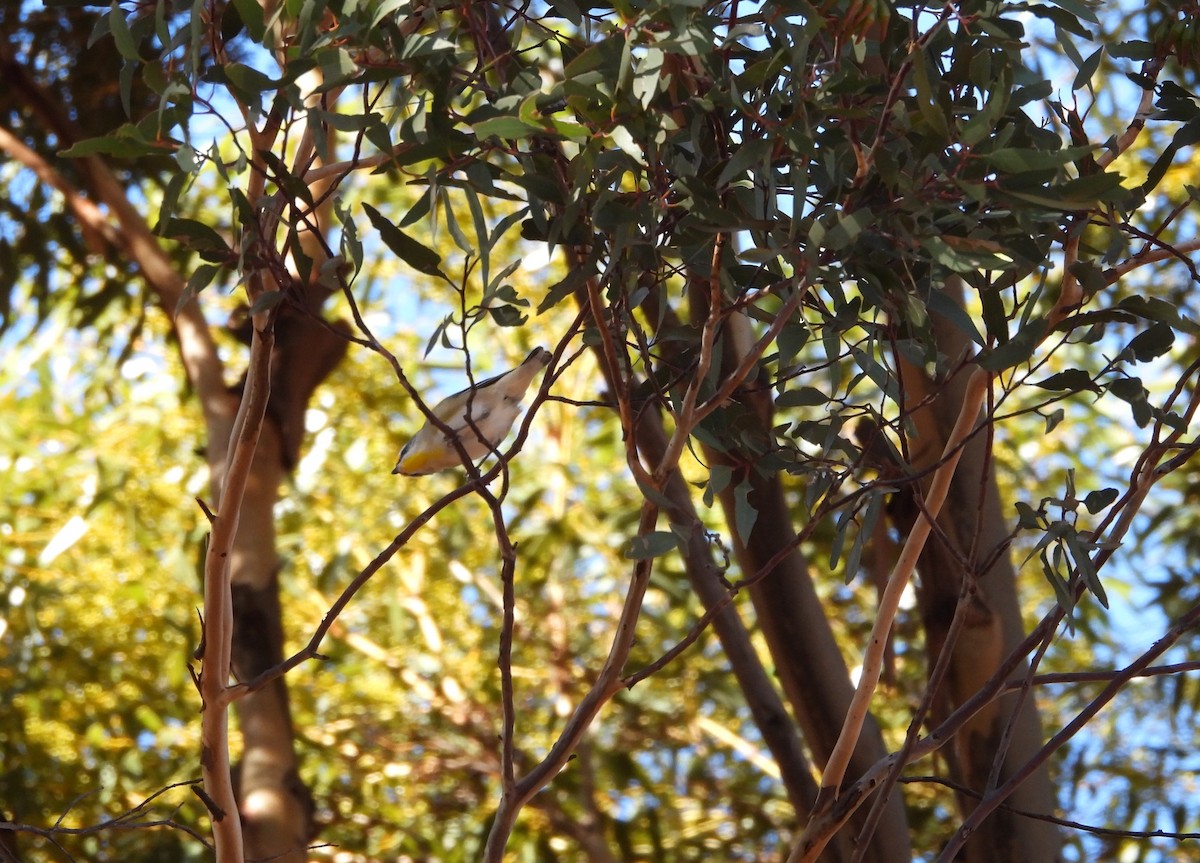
211, 301, 347, 862
892, 279, 1061, 862
679, 284, 912, 861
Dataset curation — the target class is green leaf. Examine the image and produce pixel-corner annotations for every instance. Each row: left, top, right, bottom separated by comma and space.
777, 321, 810, 364
1083, 488, 1118, 514
703, 464, 733, 508
230, 0, 266, 41
717, 138, 773, 189
849, 347, 898, 400
978, 324, 1042, 371
1106, 376, 1145, 403
733, 481, 757, 542
563, 35, 624, 80
912, 49, 950, 140
926, 287, 985, 346
985, 145, 1094, 173
1073, 47, 1103, 92
843, 491, 884, 583
1040, 546, 1076, 630
1014, 501, 1042, 529
978, 285, 1009, 346
223, 62, 279, 94
1032, 369, 1100, 394
610, 125, 646, 165
1012, 80, 1054, 107
775, 386, 827, 408
317, 47, 361, 86
60, 128, 167, 159
438, 189, 473, 255
308, 108, 381, 133
624, 531, 679, 560
1054, 171, 1129, 205
1064, 528, 1107, 608
473, 116, 543, 140
1114, 296, 1198, 333
830, 507, 850, 573
926, 236, 1015, 273
107, 3, 140, 61
1108, 40, 1155, 60
1125, 322, 1176, 362
1046, 0, 1100, 25
1156, 84, 1200, 122
488, 305, 527, 327
537, 254, 595, 314
1021, 3, 1093, 38
825, 209, 871, 251
1142, 120, 1200, 193
632, 46, 667, 110
161, 218, 229, 254
635, 475, 676, 511
362, 203, 445, 277
1068, 260, 1106, 297
259, 151, 315, 206
175, 264, 221, 317
370, 0, 409, 27
736, 247, 784, 264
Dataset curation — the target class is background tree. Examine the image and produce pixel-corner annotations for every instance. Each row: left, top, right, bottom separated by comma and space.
2, 1, 1199, 863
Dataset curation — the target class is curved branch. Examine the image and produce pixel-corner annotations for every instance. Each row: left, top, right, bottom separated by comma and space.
0, 48, 227, 419
793, 367, 990, 863
199, 315, 276, 862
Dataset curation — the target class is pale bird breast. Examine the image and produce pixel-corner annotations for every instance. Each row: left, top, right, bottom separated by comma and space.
466, 401, 523, 444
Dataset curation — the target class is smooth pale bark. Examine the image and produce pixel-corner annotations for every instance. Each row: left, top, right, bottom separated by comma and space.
892, 279, 1061, 862
706, 439, 912, 863
207, 416, 312, 863
2, 37, 347, 861
218, 288, 346, 863
213, 50, 345, 857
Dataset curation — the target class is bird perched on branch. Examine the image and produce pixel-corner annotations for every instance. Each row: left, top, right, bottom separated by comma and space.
392, 348, 552, 476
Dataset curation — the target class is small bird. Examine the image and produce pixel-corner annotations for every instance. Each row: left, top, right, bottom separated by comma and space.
392, 348, 552, 476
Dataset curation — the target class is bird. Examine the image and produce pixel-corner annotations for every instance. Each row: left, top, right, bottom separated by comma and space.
392, 348, 552, 476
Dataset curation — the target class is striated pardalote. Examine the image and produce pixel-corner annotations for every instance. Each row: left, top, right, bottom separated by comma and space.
392, 348, 552, 476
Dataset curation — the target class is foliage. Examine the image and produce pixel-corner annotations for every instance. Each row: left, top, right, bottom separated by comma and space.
0, 313, 207, 861
2, 0, 1200, 862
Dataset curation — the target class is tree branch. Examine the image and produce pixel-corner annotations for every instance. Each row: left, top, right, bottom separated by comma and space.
793, 366, 990, 863
0, 48, 227, 418
198, 311, 275, 862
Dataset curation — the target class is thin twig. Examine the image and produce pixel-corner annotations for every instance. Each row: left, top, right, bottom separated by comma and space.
902, 773, 1200, 840
489, 506, 662, 854
935, 600, 1200, 862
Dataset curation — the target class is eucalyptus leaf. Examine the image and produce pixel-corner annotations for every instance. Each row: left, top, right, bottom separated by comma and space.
363, 203, 445, 276
624, 531, 679, 560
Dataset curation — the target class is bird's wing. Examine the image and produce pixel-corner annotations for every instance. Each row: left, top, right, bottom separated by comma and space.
444, 405, 494, 435
426, 349, 550, 429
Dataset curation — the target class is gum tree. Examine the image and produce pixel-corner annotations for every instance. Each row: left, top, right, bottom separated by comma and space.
2, 1, 1199, 862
